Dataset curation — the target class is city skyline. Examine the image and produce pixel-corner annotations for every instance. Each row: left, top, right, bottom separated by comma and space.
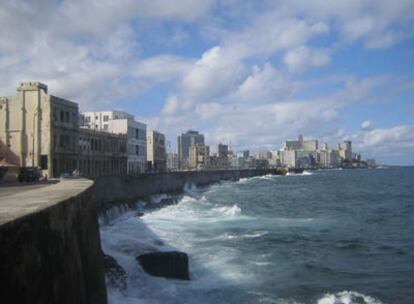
1, 1, 414, 165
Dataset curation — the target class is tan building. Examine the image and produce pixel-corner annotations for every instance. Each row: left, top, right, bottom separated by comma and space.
0, 82, 79, 178
78, 129, 127, 178
146, 130, 166, 172
188, 144, 210, 170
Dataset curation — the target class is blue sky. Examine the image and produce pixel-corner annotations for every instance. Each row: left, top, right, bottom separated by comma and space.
1, 0, 414, 165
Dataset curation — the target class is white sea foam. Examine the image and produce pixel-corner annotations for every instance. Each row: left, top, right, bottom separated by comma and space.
213, 204, 242, 216
317, 291, 384, 304
286, 170, 314, 176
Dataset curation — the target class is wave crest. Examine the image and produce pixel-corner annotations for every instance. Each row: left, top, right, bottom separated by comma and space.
317, 291, 384, 304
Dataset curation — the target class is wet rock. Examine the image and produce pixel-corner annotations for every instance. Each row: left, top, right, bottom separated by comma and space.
103, 254, 127, 290
136, 251, 190, 280
135, 212, 144, 217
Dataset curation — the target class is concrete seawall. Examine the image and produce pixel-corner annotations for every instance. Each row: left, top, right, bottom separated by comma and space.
0, 179, 107, 304
95, 169, 278, 209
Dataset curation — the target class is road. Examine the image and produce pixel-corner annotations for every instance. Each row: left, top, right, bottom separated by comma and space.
0, 183, 55, 199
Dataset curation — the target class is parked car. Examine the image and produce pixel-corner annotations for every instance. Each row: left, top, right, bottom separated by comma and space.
18, 167, 41, 183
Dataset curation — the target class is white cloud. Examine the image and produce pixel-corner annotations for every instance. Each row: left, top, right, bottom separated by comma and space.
283, 46, 330, 73
361, 120, 372, 130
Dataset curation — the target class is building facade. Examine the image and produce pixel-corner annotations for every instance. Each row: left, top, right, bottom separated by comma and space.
81, 111, 147, 174
188, 144, 210, 170
177, 130, 205, 169
78, 129, 127, 178
0, 82, 79, 178
167, 153, 179, 171
147, 130, 166, 172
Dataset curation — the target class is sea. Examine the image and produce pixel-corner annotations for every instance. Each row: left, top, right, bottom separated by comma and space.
100, 167, 414, 304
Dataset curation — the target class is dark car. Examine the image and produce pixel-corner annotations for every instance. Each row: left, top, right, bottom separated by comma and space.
18, 167, 41, 183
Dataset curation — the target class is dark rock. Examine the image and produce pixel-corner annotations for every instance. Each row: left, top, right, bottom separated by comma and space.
135, 212, 144, 217
103, 254, 127, 290
136, 251, 190, 280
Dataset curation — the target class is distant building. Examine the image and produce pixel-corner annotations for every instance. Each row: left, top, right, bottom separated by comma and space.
78, 129, 127, 177
167, 153, 179, 171
177, 130, 205, 169
147, 130, 166, 172
344, 140, 352, 161
231, 155, 245, 169
0, 82, 79, 178
217, 143, 230, 169
188, 144, 210, 170
81, 110, 147, 174
256, 151, 272, 160
280, 150, 297, 168
284, 134, 318, 152
337, 140, 352, 162
319, 149, 338, 168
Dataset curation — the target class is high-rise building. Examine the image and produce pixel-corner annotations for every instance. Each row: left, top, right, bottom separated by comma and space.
81, 110, 147, 173
177, 130, 204, 169
344, 140, 352, 161
217, 143, 230, 169
147, 130, 166, 172
284, 134, 318, 152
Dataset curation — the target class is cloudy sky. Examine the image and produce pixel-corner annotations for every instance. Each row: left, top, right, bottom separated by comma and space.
1, 0, 414, 165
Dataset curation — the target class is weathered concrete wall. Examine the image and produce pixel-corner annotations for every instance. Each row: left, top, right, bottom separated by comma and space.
95, 169, 279, 209
0, 179, 107, 304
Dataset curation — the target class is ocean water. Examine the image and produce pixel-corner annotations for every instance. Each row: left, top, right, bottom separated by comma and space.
100, 167, 414, 304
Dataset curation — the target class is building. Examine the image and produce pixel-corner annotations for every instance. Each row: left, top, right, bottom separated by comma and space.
147, 130, 166, 172
0, 82, 79, 178
344, 140, 352, 161
167, 153, 179, 171
217, 143, 230, 169
81, 110, 147, 174
78, 129, 127, 177
188, 144, 210, 170
256, 151, 272, 160
284, 134, 318, 152
337, 140, 352, 162
280, 150, 297, 168
177, 130, 205, 169
319, 149, 338, 168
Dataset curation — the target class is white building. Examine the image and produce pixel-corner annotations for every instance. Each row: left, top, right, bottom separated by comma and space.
81, 110, 147, 174
280, 150, 297, 168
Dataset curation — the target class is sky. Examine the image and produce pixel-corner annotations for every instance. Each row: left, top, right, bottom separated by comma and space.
1, 0, 414, 165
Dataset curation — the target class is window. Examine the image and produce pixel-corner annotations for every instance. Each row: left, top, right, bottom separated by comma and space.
65, 111, 70, 123
41, 155, 48, 170
103, 115, 109, 122
136, 145, 139, 155
60, 110, 64, 122
103, 124, 108, 130
135, 129, 139, 139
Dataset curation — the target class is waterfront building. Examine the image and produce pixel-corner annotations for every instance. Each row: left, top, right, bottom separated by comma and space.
256, 151, 272, 160
284, 134, 318, 152
344, 140, 352, 161
81, 110, 147, 174
231, 154, 245, 168
217, 143, 230, 169
280, 150, 297, 168
0, 82, 79, 178
147, 130, 166, 172
167, 152, 179, 171
337, 140, 353, 163
188, 144, 210, 170
177, 130, 205, 169
78, 128, 127, 177
319, 149, 338, 168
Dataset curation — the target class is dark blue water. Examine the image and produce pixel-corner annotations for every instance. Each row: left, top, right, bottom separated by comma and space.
101, 167, 414, 304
